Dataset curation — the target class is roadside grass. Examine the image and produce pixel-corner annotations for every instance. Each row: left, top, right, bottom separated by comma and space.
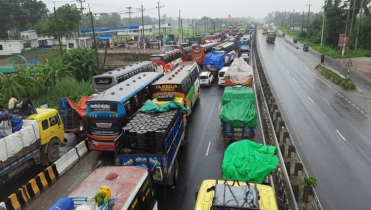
277, 26, 371, 58
36, 77, 93, 109
316, 64, 356, 90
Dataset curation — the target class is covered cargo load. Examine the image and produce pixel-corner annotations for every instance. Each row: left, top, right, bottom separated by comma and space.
219, 100, 256, 128
203, 51, 227, 70
222, 86, 255, 105
0, 120, 40, 162
222, 140, 279, 183
225, 58, 253, 87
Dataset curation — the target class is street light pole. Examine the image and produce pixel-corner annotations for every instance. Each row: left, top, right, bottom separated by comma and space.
156, 2, 164, 50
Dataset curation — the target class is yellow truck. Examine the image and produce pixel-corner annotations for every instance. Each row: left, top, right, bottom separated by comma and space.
262, 26, 269, 35
195, 179, 278, 210
0, 108, 66, 183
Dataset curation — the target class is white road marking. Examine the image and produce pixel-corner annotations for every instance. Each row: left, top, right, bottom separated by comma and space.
308, 97, 314, 103
336, 130, 346, 141
206, 141, 211, 156
324, 99, 330, 105
218, 103, 221, 110
287, 71, 290, 74
282, 64, 285, 67
293, 79, 297, 83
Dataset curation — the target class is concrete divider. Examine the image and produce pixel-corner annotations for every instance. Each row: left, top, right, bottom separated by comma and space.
4, 188, 29, 210
54, 147, 79, 176
75, 141, 88, 159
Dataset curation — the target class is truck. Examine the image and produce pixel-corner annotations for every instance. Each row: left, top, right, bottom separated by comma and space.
266, 31, 276, 43
165, 34, 175, 45
219, 58, 257, 143
262, 26, 268, 34
194, 179, 278, 210
114, 98, 187, 185
0, 108, 66, 183
58, 96, 94, 136
49, 166, 158, 210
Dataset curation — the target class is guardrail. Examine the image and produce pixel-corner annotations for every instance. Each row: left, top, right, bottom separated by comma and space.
320, 64, 346, 79
251, 30, 323, 210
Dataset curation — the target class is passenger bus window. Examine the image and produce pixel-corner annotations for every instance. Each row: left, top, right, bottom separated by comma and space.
125, 101, 131, 111
134, 95, 139, 107
42, 120, 49, 130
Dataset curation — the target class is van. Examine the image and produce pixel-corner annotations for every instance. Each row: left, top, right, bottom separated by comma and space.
218, 67, 229, 86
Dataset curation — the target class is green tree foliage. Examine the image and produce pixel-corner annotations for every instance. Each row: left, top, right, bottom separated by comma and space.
324, 0, 347, 47
0, 0, 27, 38
20, 0, 49, 28
95, 13, 123, 28
35, 4, 81, 38
62, 47, 99, 82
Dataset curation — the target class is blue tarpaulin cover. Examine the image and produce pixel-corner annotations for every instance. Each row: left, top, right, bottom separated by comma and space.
203, 51, 227, 70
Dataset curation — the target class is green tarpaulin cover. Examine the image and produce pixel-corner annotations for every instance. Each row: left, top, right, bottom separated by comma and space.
219, 100, 257, 127
222, 86, 255, 105
140, 100, 187, 113
222, 140, 279, 183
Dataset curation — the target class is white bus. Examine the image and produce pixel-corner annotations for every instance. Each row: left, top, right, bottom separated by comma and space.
92, 61, 155, 93
218, 67, 229, 86
52, 166, 158, 210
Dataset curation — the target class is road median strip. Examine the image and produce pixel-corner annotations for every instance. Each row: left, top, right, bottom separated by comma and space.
3, 141, 89, 210
316, 64, 356, 90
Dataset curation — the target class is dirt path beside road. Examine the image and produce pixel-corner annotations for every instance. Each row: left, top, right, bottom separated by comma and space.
337, 57, 371, 79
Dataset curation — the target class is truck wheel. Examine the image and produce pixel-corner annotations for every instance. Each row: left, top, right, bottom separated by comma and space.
47, 139, 60, 163
173, 159, 179, 184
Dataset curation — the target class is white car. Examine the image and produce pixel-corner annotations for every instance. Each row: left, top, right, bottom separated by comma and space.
199, 71, 214, 86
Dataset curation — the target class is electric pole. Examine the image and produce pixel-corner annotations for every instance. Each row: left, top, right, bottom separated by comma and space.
306, 1, 312, 38
170, 17, 172, 34
126, 5, 133, 26
157, 2, 164, 50
88, 5, 100, 73
76, 0, 85, 37
301, 11, 304, 33
342, 0, 352, 57
53, 5, 63, 56
354, 0, 364, 55
347, 0, 356, 55
178, 10, 181, 42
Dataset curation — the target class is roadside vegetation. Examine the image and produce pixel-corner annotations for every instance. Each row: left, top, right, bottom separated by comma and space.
0, 48, 98, 109
265, 0, 371, 58
316, 64, 356, 90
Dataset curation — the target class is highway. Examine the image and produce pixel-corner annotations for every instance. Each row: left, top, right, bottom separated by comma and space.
257, 30, 371, 210
19, 69, 263, 210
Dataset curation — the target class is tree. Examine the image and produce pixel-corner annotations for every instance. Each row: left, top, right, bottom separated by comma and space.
324, 0, 347, 47
20, 0, 49, 28
35, 4, 81, 38
0, 0, 28, 38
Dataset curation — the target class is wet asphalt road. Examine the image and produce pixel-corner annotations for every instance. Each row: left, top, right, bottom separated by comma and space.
7, 70, 263, 209
257, 31, 371, 210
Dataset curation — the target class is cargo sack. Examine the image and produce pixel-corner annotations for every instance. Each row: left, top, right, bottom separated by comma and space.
0, 121, 12, 137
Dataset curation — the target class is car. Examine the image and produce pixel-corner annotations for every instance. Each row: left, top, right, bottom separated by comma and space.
199, 71, 214, 86
38, 44, 52, 49
240, 53, 249, 63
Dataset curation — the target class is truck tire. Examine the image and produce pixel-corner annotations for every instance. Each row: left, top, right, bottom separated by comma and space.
173, 159, 179, 184
47, 138, 60, 163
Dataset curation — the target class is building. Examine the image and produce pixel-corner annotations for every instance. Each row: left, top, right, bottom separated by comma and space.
66, 37, 93, 50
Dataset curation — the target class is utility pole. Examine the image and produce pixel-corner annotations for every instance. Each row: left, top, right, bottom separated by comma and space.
53, 5, 63, 56
342, 0, 352, 57
178, 10, 181, 42
88, 5, 100, 73
126, 5, 133, 26
76, 0, 85, 37
306, 1, 312, 38
170, 17, 172, 34
354, 0, 364, 55
321, 1, 326, 46
347, 0, 356, 55
157, 2, 164, 50
181, 19, 183, 41
141, 5, 145, 49
301, 11, 304, 33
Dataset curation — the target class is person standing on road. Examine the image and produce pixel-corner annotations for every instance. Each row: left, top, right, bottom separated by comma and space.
8, 95, 19, 114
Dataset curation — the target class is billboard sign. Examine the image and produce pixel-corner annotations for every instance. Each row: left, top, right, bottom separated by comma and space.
338, 34, 350, 47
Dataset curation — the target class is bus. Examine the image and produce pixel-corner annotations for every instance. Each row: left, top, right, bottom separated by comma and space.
151, 61, 200, 114
86, 72, 163, 151
191, 42, 219, 65
194, 179, 278, 210
181, 46, 192, 61
92, 61, 155, 93
149, 49, 182, 73
213, 42, 236, 65
63, 166, 158, 210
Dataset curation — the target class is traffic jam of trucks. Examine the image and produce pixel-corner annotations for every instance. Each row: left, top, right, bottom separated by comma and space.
1, 23, 283, 210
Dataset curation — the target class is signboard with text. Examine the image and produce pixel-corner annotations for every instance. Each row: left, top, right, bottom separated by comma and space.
338, 34, 350, 47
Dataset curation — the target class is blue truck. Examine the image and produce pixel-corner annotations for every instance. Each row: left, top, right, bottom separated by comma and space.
114, 106, 187, 185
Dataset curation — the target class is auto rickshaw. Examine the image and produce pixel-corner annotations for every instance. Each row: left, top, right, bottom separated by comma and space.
303, 43, 309, 51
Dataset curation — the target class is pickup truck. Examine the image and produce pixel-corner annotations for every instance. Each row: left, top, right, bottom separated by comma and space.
0, 108, 66, 183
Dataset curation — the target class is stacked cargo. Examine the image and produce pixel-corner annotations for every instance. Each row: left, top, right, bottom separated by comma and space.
118, 109, 180, 154
224, 58, 253, 87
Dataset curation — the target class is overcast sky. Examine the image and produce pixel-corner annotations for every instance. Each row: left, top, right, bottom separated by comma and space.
45, 0, 325, 21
